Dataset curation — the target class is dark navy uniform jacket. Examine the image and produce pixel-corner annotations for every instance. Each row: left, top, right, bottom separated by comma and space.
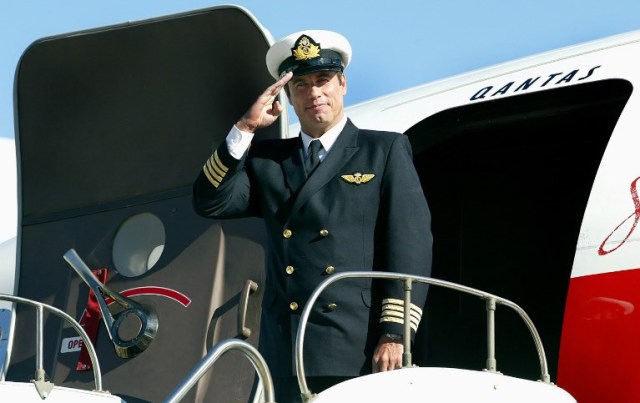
193, 119, 432, 377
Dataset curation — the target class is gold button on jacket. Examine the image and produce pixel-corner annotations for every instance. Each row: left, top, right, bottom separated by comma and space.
289, 302, 299, 311
283, 229, 292, 238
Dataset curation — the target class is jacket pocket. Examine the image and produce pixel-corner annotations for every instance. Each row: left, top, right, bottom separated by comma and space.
361, 287, 372, 308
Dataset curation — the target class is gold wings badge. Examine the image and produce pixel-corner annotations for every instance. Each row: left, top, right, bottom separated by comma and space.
341, 172, 375, 185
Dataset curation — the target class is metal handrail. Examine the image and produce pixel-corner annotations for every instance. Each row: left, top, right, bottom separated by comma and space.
164, 338, 275, 403
295, 271, 551, 401
0, 293, 105, 392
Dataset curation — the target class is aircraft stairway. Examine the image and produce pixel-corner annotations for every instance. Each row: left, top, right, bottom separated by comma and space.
0, 268, 576, 402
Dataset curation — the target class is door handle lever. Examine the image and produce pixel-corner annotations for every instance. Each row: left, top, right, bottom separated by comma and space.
64, 248, 158, 358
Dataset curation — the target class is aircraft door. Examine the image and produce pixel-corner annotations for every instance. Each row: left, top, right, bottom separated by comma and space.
10, 6, 281, 402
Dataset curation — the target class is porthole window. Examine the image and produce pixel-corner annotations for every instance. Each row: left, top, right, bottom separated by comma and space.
112, 213, 165, 277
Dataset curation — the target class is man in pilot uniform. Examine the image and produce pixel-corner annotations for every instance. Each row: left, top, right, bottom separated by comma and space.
193, 30, 432, 401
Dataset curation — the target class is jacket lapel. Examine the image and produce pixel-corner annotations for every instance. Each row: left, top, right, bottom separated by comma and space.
289, 119, 360, 216
282, 138, 306, 193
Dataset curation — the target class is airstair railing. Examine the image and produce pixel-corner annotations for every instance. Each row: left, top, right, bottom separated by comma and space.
295, 271, 551, 401
0, 293, 105, 397
164, 338, 275, 403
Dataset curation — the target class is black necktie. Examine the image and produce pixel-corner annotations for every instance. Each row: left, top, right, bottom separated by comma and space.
305, 140, 323, 175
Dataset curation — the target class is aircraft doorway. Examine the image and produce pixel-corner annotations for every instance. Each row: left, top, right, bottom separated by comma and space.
407, 79, 632, 380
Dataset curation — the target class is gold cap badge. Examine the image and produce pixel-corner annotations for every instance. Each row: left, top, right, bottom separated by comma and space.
292, 35, 321, 61
341, 172, 375, 185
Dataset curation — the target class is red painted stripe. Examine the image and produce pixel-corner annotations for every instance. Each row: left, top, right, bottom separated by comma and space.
558, 268, 640, 403
104, 286, 191, 307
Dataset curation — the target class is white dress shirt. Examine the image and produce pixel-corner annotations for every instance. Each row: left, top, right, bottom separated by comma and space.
225, 115, 348, 161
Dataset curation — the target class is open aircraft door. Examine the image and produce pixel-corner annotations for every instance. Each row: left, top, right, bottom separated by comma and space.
8, 6, 283, 402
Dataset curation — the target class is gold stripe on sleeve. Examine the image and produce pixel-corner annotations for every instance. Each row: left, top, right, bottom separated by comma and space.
203, 164, 220, 188
213, 150, 229, 172
380, 298, 423, 332
205, 158, 224, 183
211, 158, 227, 178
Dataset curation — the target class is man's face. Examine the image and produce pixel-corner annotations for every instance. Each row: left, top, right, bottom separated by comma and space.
287, 70, 347, 138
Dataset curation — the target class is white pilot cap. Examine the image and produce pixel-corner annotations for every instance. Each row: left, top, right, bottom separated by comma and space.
265, 30, 352, 79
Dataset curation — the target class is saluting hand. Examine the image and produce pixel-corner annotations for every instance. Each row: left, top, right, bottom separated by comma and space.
372, 335, 404, 373
236, 72, 293, 133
